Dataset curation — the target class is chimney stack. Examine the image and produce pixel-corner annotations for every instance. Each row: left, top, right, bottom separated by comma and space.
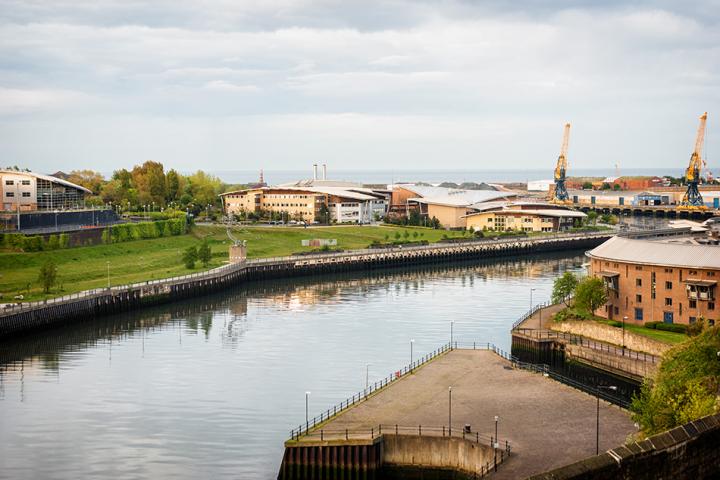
322, 164, 327, 180
313, 164, 318, 180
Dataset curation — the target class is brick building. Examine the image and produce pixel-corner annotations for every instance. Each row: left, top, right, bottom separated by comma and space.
587, 234, 719, 326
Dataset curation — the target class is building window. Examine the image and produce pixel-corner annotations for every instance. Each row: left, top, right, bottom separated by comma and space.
22, 192, 31, 197
634, 308, 643, 321
689, 299, 697, 309
665, 281, 672, 290
635, 266, 643, 271
689, 270, 698, 275
614, 306, 619, 315
709, 302, 715, 311
635, 294, 642, 303
689, 316, 697, 324
5, 192, 14, 197
665, 297, 672, 306
636, 278, 642, 287
21, 180, 31, 185
708, 272, 716, 277
5, 180, 13, 185
664, 268, 673, 273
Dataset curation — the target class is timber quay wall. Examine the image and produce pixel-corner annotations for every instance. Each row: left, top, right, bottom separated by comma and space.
0, 231, 612, 339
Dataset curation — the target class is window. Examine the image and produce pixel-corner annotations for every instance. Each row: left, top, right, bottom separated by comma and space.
635, 294, 642, 303
689, 299, 697, 309
665, 281, 672, 290
690, 270, 698, 275
664, 268, 673, 274
708, 272, 716, 277
5, 180, 13, 185
634, 308, 643, 321
665, 297, 672, 306
21, 180, 30, 185
635, 266, 643, 271
710, 302, 715, 311
614, 306, 619, 315
21, 192, 30, 197
5, 192, 14, 197
689, 316, 697, 324
636, 278, 642, 287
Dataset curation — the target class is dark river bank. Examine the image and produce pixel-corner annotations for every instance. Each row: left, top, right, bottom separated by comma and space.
0, 251, 586, 479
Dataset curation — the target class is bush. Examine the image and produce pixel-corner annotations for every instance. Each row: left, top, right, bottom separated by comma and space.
656, 323, 688, 334
687, 318, 706, 337
182, 246, 198, 269
45, 235, 60, 250
631, 326, 720, 435
198, 240, 212, 267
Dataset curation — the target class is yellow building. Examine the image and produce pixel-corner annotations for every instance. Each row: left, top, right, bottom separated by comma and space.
464, 203, 586, 232
221, 186, 388, 224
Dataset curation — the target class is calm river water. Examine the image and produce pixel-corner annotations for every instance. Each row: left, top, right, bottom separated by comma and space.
0, 251, 586, 479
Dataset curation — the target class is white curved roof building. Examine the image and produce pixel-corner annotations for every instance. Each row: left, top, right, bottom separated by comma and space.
1, 170, 91, 212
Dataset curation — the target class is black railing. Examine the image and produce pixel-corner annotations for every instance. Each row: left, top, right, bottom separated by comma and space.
289, 343, 453, 440
511, 301, 551, 330
513, 328, 659, 363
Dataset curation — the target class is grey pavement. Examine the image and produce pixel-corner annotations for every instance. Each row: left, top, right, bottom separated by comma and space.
307, 349, 635, 479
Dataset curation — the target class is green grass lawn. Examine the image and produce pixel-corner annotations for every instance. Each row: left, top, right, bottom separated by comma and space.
0, 225, 454, 302
595, 318, 687, 344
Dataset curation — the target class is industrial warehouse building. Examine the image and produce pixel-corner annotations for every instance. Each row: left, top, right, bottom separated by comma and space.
587, 233, 720, 326
1, 170, 91, 212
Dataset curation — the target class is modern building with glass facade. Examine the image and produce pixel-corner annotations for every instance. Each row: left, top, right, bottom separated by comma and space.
0, 170, 91, 212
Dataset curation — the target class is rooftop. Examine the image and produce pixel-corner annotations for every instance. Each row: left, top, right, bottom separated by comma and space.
0, 169, 92, 194
588, 235, 720, 269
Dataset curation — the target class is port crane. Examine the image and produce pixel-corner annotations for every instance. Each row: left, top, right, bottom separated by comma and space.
679, 112, 708, 210
552, 122, 571, 203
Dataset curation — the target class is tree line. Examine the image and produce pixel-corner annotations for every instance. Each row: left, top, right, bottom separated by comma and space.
63, 161, 245, 215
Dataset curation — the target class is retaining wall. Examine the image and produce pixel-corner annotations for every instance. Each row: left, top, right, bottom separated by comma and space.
552, 321, 672, 355
0, 232, 611, 339
527, 412, 720, 480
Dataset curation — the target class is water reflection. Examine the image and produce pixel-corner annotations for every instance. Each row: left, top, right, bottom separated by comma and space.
0, 251, 586, 480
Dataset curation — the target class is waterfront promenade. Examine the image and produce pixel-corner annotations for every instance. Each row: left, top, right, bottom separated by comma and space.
291, 349, 635, 479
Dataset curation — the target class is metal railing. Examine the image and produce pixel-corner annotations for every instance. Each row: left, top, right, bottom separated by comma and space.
2, 231, 612, 316
289, 343, 453, 440
512, 328, 659, 363
510, 301, 552, 330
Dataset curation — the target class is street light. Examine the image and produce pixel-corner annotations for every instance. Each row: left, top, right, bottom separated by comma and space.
494, 415, 500, 472
596, 385, 618, 455
448, 386, 452, 436
530, 288, 537, 310
410, 339, 415, 368
622, 316, 628, 349
106, 261, 110, 289
366, 364, 370, 390
54, 209, 59, 232
450, 321, 454, 349
305, 391, 311, 425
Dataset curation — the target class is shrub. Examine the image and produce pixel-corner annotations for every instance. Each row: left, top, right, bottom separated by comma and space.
45, 235, 60, 250
182, 246, 198, 269
198, 240, 212, 267
656, 323, 688, 334
23, 236, 44, 252
687, 318, 706, 337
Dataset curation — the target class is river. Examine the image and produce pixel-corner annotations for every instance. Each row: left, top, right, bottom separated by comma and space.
0, 251, 586, 479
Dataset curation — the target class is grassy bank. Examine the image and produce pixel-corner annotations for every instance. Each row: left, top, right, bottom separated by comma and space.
595, 319, 687, 344
0, 225, 452, 302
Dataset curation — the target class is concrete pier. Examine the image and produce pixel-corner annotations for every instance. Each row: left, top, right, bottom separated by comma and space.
281, 349, 635, 479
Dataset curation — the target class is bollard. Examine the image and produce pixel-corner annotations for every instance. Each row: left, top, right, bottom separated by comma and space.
321, 430, 324, 441
395, 424, 398, 435
346, 429, 348, 440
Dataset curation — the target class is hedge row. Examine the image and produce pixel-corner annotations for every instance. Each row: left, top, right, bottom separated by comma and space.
0, 233, 71, 252
644, 321, 688, 334
102, 218, 188, 243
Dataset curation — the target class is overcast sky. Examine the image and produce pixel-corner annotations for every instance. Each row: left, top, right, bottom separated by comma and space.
0, 0, 718, 176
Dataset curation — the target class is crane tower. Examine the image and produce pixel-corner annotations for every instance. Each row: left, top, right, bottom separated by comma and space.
552, 123, 571, 202
679, 112, 708, 210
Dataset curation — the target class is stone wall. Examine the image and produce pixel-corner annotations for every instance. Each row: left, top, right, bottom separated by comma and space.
527, 413, 720, 480
552, 320, 672, 355
383, 434, 500, 476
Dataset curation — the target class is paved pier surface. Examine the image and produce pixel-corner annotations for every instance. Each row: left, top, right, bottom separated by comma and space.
305, 350, 635, 479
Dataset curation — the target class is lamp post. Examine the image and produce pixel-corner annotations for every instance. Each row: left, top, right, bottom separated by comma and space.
305, 391, 311, 425
494, 415, 499, 472
366, 364, 370, 390
622, 316, 627, 349
410, 339, 415, 368
450, 321, 454, 349
530, 288, 537, 310
596, 385, 618, 455
106, 261, 110, 289
448, 386, 452, 436
54, 209, 59, 232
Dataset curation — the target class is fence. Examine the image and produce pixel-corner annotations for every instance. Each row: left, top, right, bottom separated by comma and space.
1, 230, 612, 317
290, 343, 453, 440
511, 301, 552, 330
513, 327, 659, 363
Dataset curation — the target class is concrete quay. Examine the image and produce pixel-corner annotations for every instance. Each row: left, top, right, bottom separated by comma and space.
283, 349, 635, 479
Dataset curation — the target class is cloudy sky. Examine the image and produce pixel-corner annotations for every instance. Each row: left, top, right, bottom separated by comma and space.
0, 0, 718, 176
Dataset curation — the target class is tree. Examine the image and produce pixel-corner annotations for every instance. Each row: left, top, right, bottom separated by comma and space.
38, 260, 58, 293
198, 240, 212, 267
574, 276, 607, 314
585, 210, 598, 225
582, 182, 593, 190
403, 230, 410, 240
131, 161, 166, 206
631, 326, 720, 435
182, 246, 198, 269
67, 170, 106, 194
166, 169, 181, 202
317, 204, 331, 224
552, 272, 579, 306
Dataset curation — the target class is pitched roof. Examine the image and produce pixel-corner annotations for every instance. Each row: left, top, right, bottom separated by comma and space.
587, 235, 720, 269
